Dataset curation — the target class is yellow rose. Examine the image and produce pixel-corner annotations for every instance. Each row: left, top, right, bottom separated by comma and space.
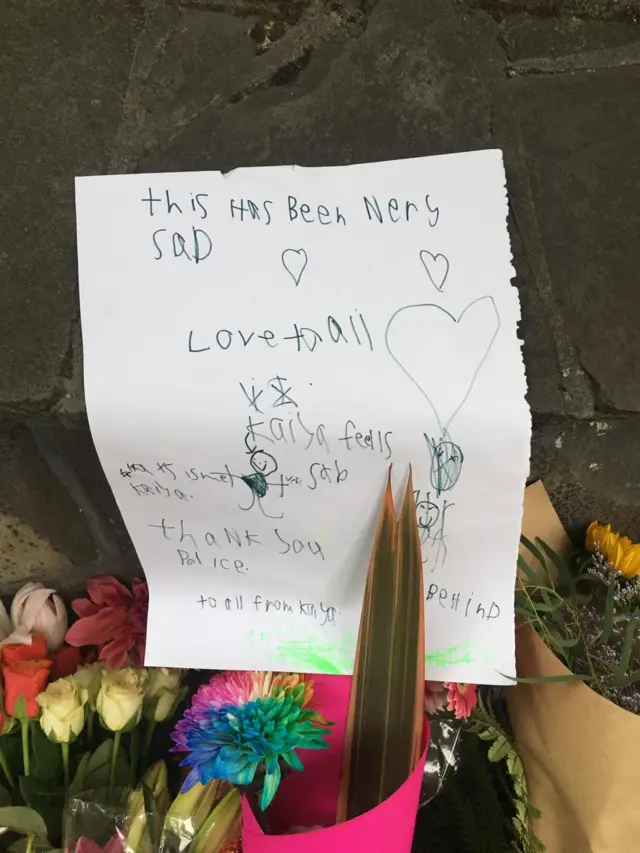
145, 667, 182, 723
36, 676, 89, 743
97, 667, 148, 732
73, 663, 103, 710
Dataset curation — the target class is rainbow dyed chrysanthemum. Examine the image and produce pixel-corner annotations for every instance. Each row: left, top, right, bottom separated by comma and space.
172, 671, 330, 810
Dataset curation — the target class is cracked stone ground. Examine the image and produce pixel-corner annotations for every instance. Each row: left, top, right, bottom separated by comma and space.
1, 0, 640, 591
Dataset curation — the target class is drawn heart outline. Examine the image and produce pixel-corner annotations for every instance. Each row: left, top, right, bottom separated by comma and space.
420, 250, 450, 292
282, 248, 308, 287
384, 296, 501, 434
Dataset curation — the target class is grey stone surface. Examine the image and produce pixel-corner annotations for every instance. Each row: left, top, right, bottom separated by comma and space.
507, 66, 640, 412
500, 12, 640, 61
468, 0, 640, 21
532, 416, 640, 540
0, 0, 144, 410
3, 0, 640, 589
0, 424, 97, 575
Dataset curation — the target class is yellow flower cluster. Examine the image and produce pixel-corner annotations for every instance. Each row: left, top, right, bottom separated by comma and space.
586, 521, 640, 578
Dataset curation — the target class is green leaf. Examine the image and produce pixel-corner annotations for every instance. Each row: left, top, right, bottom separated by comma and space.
84, 740, 130, 790
613, 619, 637, 686
612, 667, 640, 689
536, 538, 575, 590
19, 776, 62, 809
546, 633, 580, 649
598, 580, 616, 646
31, 726, 61, 781
516, 554, 545, 586
487, 736, 509, 762
519, 536, 547, 573
67, 753, 90, 797
0, 806, 48, 839
338, 468, 425, 821
501, 672, 592, 684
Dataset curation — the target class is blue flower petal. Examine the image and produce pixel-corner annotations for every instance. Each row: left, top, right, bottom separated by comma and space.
229, 761, 258, 785
260, 762, 282, 810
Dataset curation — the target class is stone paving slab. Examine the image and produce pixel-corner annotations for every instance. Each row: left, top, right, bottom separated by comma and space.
0, 0, 144, 408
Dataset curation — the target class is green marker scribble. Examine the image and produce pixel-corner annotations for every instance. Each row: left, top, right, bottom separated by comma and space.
246, 630, 354, 674
425, 642, 475, 667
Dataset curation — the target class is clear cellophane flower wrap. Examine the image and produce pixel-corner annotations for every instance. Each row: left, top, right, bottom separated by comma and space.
241, 674, 430, 853
64, 788, 165, 853
508, 481, 640, 853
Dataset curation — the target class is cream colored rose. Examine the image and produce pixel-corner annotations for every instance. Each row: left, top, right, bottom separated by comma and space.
37, 677, 89, 743
145, 667, 182, 723
73, 663, 103, 710
97, 667, 148, 732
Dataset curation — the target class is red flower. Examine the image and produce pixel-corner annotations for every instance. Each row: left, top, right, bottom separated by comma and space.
50, 644, 83, 680
1, 632, 48, 665
65, 576, 148, 669
4, 659, 52, 717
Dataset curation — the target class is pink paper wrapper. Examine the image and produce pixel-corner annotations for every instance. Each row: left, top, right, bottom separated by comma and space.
242, 674, 429, 853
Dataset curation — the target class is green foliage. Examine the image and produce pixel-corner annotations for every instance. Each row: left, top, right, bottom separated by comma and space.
466, 695, 545, 853
0, 806, 48, 839
83, 740, 130, 791
414, 728, 514, 853
517, 535, 640, 713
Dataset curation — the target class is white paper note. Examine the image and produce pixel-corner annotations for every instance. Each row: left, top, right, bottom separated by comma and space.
75, 150, 530, 684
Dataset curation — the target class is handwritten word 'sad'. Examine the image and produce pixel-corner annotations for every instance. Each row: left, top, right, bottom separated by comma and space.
76, 152, 531, 682
140, 186, 440, 263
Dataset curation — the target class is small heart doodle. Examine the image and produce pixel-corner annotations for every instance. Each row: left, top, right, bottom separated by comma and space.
282, 248, 308, 287
419, 250, 450, 292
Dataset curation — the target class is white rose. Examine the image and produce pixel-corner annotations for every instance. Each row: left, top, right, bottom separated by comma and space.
145, 667, 182, 722
37, 677, 89, 743
97, 667, 148, 732
73, 663, 103, 710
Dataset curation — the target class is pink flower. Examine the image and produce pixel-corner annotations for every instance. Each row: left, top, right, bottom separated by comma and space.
74, 834, 125, 853
65, 577, 148, 669
424, 680, 449, 715
444, 682, 478, 719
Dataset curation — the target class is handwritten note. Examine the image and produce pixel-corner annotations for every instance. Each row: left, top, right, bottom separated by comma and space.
75, 151, 530, 684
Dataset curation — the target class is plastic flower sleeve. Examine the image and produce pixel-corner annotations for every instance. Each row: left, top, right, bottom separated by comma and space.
418, 718, 463, 808
64, 789, 164, 853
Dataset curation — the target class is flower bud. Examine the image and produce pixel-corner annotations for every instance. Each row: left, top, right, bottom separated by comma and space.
36, 676, 88, 742
191, 789, 241, 853
73, 663, 103, 710
97, 667, 148, 732
162, 780, 219, 848
145, 668, 182, 723
143, 759, 170, 813
11, 582, 67, 653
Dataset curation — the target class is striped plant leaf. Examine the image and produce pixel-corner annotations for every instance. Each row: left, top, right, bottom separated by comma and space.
337, 466, 425, 821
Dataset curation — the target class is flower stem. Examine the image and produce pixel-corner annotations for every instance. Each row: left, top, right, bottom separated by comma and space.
129, 728, 139, 786
0, 744, 15, 790
109, 731, 122, 802
141, 721, 156, 775
21, 720, 30, 777
61, 742, 70, 790
25, 834, 34, 853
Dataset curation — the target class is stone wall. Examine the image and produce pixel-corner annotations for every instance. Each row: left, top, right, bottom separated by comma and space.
2, 0, 640, 591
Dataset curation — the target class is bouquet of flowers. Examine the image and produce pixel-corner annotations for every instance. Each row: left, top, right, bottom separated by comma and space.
0, 470, 481, 853
508, 481, 640, 852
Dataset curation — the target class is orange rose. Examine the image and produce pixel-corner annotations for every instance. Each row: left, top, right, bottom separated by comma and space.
4, 659, 52, 718
1, 632, 48, 665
